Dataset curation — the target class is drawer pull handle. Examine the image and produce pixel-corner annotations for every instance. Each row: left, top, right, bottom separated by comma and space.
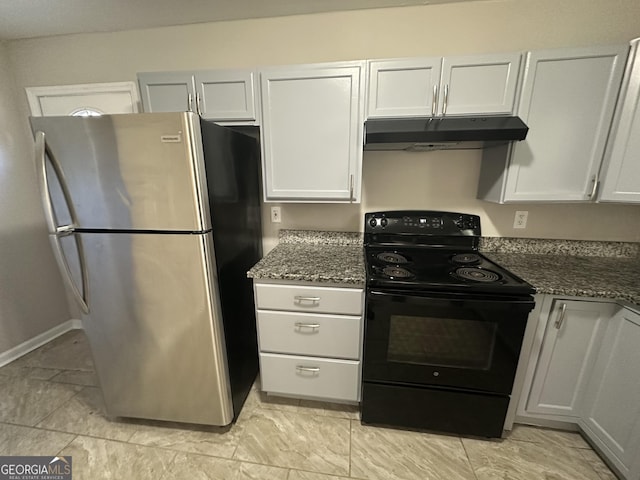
296, 365, 320, 373
294, 296, 320, 306
295, 322, 320, 330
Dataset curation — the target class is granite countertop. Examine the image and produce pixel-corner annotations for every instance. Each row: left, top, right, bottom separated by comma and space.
247, 230, 365, 285
485, 253, 640, 305
481, 238, 640, 305
248, 231, 640, 305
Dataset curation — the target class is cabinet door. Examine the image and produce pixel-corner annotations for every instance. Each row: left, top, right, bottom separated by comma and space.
367, 58, 441, 118
138, 72, 196, 113
525, 299, 615, 418
195, 70, 258, 123
503, 46, 627, 202
260, 63, 365, 202
600, 40, 640, 203
580, 308, 640, 478
440, 53, 521, 116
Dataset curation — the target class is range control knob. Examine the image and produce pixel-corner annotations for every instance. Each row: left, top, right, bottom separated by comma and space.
380, 218, 388, 228
369, 218, 378, 228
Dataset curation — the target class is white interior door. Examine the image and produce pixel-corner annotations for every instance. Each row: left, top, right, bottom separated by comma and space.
26, 82, 140, 116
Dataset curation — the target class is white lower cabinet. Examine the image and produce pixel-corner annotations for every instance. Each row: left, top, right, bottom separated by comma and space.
517, 297, 640, 480
523, 298, 616, 419
580, 307, 640, 479
254, 282, 364, 402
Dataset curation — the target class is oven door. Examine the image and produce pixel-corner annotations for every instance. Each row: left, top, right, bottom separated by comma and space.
363, 289, 534, 394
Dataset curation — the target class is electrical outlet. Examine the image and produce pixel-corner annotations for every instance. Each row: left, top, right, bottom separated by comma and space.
271, 206, 282, 223
513, 210, 528, 229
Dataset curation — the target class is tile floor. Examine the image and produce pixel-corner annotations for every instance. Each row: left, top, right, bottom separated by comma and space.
0, 330, 619, 480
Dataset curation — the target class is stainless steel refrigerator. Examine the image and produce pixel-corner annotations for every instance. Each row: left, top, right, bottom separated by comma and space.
30, 112, 262, 426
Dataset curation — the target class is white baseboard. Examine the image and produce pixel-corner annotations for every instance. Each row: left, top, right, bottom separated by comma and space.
0, 318, 83, 368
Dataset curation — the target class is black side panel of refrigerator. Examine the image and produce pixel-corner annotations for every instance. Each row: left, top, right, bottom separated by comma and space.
199, 120, 263, 419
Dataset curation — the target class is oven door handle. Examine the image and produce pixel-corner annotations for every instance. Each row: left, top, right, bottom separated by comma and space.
368, 289, 535, 305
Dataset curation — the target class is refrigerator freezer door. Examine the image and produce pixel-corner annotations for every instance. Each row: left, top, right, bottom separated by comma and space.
30, 112, 211, 232
79, 231, 233, 426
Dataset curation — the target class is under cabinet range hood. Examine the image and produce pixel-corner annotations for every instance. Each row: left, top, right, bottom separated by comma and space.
364, 116, 529, 151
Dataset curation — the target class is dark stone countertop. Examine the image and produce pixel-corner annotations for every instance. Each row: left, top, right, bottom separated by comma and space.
485, 252, 640, 305
247, 243, 365, 285
247, 230, 639, 305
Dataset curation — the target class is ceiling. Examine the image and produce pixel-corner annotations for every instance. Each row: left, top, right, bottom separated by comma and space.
0, 0, 478, 41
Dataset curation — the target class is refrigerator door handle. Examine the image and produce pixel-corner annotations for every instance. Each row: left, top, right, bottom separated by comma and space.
35, 131, 90, 314
34, 131, 58, 234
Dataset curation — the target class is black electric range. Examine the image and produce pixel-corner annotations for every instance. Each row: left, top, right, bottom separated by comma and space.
361, 210, 535, 438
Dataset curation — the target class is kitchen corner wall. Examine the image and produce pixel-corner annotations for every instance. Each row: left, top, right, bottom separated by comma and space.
0, 42, 71, 354
6, 0, 640, 255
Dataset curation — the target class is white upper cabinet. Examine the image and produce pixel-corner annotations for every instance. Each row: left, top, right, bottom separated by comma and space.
138, 69, 258, 124
478, 45, 628, 203
367, 58, 442, 118
138, 71, 195, 113
599, 39, 640, 203
260, 62, 365, 202
194, 70, 258, 123
366, 53, 521, 118
440, 54, 521, 116
580, 307, 640, 479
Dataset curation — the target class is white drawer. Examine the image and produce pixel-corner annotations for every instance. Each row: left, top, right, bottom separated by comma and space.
259, 353, 360, 402
254, 283, 363, 315
257, 310, 361, 360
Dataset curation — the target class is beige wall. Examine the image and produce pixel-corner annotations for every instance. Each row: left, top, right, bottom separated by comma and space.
6, 0, 640, 254
0, 42, 71, 354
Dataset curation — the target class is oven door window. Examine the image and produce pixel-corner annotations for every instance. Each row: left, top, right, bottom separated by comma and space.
363, 290, 533, 393
388, 314, 497, 370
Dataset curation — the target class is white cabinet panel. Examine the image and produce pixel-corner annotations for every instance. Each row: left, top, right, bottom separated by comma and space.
260, 353, 360, 402
478, 45, 627, 203
366, 53, 520, 118
580, 308, 640, 479
260, 63, 365, 202
367, 58, 441, 117
441, 53, 521, 116
600, 39, 640, 202
138, 72, 195, 113
257, 310, 362, 359
525, 299, 615, 418
195, 70, 258, 122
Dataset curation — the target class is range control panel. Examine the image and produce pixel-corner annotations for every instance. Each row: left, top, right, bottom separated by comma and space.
365, 210, 481, 236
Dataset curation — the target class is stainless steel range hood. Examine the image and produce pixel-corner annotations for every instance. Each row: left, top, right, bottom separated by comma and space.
364, 116, 529, 151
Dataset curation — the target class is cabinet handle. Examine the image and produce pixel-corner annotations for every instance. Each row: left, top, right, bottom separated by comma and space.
296, 365, 320, 373
187, 93, 194, 112
349, 174, 354, 203
295, 322, 321, 330
554, 302, 567, 329
588, 173, 599, 199
432, 84, 438, 116
443, 84, 449, 116
196, 93, 203, 115
294, 296, 320, 306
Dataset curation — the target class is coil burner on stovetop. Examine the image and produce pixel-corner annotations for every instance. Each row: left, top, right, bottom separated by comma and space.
451, 253, 481, 265
381, 266, 415, 280
377, 252, 410, 264
454, 267, 501, 283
